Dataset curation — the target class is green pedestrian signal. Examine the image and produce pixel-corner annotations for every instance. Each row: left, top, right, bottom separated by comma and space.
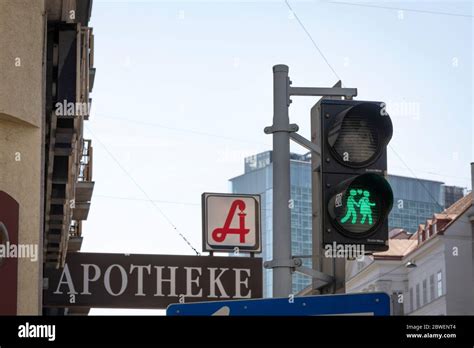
340, 189, 359, 225
327, 173, 392, 238
359, 190, 375, 225
340, 189, 376, 226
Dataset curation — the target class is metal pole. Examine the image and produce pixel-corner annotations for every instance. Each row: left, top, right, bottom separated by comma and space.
272, 64, 292, 297
471, 162, 474, 200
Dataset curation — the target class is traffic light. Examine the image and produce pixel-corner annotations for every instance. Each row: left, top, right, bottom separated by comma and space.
311, 99, 393, 252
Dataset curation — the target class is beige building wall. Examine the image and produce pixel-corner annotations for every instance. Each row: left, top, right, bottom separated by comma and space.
0, 0, 46, 315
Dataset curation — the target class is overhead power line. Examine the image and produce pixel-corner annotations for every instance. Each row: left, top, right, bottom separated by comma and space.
389, 145, 446, 208
96, 114, 271, 147
86, 124, 201, 256
327, 1, 473, 18
95, 195, 201, 206
285, 0, 341, 81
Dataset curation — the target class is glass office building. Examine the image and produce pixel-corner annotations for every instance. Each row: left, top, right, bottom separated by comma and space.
443, 185, 466, 208
230, 151, 463, 296
387, 175, 445, 233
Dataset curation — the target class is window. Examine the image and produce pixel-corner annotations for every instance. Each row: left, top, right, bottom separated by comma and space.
409, 287, 414, 312
391, 292, 404, 315
437, 271, 443, 297
422, 279, 427, 305
416, 284, 421, 309
429, 274, 435, 301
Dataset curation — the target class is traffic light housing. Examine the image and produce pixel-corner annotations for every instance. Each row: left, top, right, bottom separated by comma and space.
312, 99, 394, 252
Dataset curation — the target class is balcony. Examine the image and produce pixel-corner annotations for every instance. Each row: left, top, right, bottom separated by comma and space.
67, 221, 83, 253
75, 139, 94, 202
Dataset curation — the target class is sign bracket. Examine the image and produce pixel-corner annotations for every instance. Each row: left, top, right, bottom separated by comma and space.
263, 258, 301, 269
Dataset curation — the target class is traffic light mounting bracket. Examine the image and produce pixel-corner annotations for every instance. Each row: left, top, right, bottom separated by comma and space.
264, 123, 299, 134
293, 262, 334, 288
289, 86, 357, 99
289, 132, 321, 155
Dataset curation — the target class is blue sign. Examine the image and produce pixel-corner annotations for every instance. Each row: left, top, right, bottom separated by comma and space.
167, 292, 390, 316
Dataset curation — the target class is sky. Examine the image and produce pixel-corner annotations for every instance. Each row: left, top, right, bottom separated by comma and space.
82, 0, 473, 314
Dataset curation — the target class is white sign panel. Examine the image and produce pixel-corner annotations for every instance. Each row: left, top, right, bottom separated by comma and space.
202, 193, 261, 253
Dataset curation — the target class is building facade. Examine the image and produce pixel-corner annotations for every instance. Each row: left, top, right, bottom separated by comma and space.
230, 150, 466, 297
0, 0, 95, 315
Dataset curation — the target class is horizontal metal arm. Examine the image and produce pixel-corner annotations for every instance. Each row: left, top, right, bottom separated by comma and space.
289, 86, 357, 98
290, 132, 320, 155
294, 264, 333, 285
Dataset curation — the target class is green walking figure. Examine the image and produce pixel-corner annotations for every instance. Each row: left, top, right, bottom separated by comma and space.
359, 190, 375, 225
341, 189, 359, 224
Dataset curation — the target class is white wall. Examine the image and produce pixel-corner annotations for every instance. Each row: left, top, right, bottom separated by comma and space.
406, 238, 446, 314
443, 214, 474, 315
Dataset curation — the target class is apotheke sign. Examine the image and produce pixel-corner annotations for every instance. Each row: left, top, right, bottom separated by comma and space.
202, 193, 261, 252
43, 253, 263, 309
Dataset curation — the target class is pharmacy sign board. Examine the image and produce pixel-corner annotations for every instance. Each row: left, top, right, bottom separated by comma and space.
43, 252, 263, 309
202, 193, 261, 253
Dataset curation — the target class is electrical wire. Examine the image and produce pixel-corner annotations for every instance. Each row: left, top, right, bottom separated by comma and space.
389, 144, 447, 209
326, 1, 473, 18
285, 0, 341, 81
96, 114, 271, 147
86, 124, 201, 256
